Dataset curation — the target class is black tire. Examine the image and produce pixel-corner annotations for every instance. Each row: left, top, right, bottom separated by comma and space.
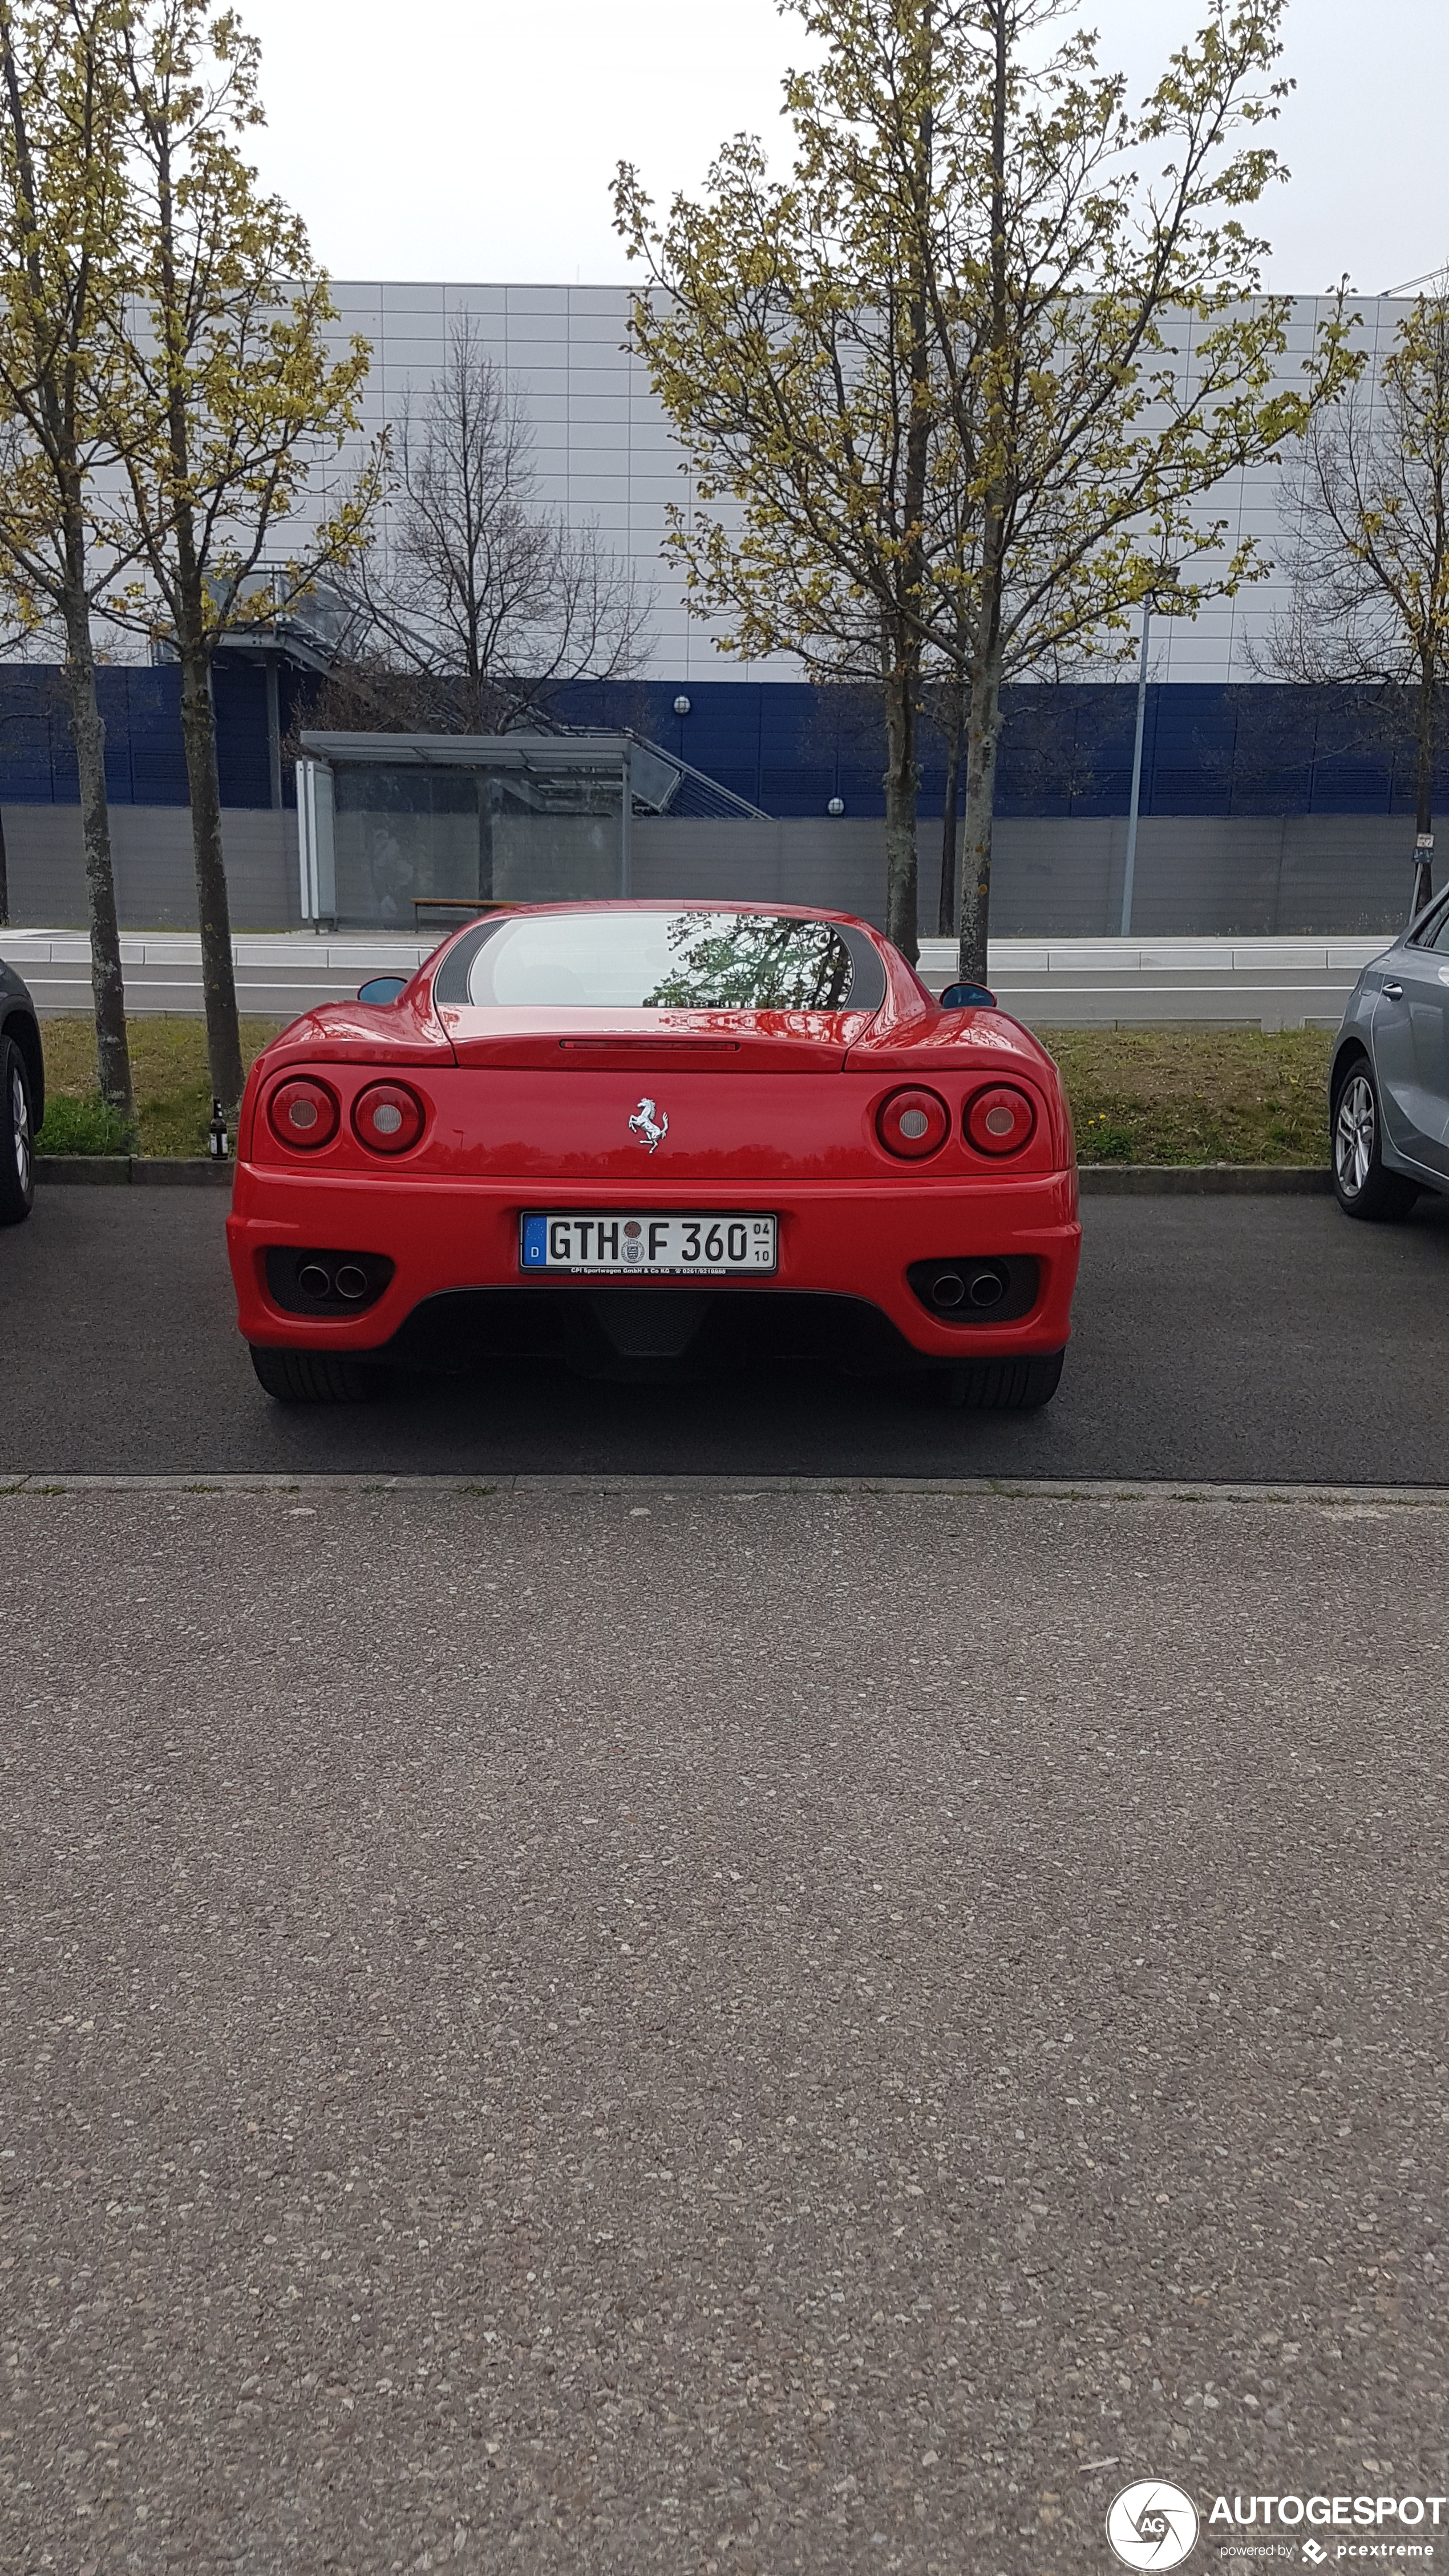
249, 1345, 388, 1403
926, 1348, 1065, 1412
1331, 1056, 1419, 1222
0, 1034, 35, 1226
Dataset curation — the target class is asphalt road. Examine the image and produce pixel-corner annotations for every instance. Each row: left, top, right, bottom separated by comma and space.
3, 1484, 1446, 2575
3, 1184, 1448, 1481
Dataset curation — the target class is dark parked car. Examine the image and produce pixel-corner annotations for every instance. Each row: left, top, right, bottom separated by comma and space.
1331, 889, 1449, 1219
0, 955, 43, 1224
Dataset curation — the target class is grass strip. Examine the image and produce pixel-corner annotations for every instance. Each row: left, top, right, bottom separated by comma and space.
1041, 1026, 1333, 1167
37, 1014, 1336, 1167
38, 1017, 283, 1159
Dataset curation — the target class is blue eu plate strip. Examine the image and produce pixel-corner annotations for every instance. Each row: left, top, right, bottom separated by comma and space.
520, 1215, 549, 1269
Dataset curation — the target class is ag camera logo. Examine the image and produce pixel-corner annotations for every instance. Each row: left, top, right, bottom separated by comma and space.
1106, 2479, 1201, 2569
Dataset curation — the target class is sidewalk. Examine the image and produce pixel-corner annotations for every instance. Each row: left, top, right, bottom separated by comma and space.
2, 924, 1391, 1028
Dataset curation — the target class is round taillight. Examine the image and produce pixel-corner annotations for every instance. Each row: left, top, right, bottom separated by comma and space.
965, 1083, 1037, 1156
353, 1082, 425, 1155
876, 1086, 949, 1160
268, 1077, 339, 1151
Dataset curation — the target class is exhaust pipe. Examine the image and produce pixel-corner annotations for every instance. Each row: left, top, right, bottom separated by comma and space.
928, 1264, 1007, 1312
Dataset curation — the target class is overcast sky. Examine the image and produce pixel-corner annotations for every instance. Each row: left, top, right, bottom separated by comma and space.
234, 0, 1447, 297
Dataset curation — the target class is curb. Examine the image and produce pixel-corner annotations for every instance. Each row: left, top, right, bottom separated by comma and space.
1078, 1164, 1330, 1194
34, 1159, 1332, 1194
36, 1157, 233, 1187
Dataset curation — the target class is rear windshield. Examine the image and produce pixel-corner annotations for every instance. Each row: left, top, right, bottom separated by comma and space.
463, 910, 857, 1010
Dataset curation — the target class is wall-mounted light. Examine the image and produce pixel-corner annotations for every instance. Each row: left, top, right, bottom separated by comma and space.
673, 694, 691, 717
827, 796, 845, 817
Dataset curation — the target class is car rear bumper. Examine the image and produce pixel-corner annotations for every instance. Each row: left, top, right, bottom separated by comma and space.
226, 1168, 1081, 1369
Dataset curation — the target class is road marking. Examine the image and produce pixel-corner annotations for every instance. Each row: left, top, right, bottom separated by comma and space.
2, 1473, 1449, 1505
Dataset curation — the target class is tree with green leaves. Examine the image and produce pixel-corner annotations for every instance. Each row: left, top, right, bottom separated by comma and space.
0, 0, 133, 1113
104, 0, 377, 1111
931, 0, 1355, 981
614, 7, 940, 958
1256, 291, 1449, 920
617, 0, 1354, 970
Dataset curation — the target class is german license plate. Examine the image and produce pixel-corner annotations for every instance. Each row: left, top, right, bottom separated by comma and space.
520, 1213, 778, 1275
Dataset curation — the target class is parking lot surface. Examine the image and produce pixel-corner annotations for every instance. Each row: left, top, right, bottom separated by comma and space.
3, 1185, 1447, 1483
3, 1483, 1446, 2574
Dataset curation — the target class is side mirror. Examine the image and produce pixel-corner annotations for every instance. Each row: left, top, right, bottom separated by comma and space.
358, 974, 407, 1006
939, 980, 996, 1010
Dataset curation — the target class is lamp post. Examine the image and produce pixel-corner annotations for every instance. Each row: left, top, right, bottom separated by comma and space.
1412, 831, 1434, 922
1119, 602, 1151, 939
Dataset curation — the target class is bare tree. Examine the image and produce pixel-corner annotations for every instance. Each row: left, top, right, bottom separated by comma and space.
1255, 293, 1449, 917
350, 317, 650, 729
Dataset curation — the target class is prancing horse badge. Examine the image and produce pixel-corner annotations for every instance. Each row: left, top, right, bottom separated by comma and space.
628, 1096, 669, 1153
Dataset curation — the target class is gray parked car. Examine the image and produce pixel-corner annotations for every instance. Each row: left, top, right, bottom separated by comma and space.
0, 954, 43, 1224
1330, 890, 1449, 1220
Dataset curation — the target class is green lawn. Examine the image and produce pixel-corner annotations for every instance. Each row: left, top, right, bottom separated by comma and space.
38, 1017, 283, 1158
37, 1014, 1335, 1164
1042, 1025, 1334, 1166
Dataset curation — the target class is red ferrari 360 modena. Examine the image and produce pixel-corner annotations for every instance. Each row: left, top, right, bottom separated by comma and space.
226, 901, 1080, 1408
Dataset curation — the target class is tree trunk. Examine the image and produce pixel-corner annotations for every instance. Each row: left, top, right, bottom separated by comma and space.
1412, 662, 1435, 920
882, 653, 920, 959
937, 683, 964, 937
59, 596, 132, 1117
179, 641, 244, 1111
957, 647, 1003, 986
956, 6, 1010, 991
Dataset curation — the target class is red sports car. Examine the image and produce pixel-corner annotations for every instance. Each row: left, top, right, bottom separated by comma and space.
226, 902, 1080, 1408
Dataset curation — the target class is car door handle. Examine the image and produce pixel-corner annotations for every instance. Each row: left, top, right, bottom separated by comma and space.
1382, 980, 1403, 997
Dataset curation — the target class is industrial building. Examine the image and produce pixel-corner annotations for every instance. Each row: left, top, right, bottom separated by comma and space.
0, 285, 1436, 937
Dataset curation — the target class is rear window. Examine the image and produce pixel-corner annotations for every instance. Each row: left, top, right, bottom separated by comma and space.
463, 910, 857, 1010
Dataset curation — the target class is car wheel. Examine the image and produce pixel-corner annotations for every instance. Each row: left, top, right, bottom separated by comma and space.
1331, 1058, 1419, 1222
927, 1348, 1065, 1411
0, 1035, 35, 1226
249, 1346, 389, 1403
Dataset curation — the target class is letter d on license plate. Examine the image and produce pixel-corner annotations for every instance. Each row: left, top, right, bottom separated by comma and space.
520, 1213, 777, 1275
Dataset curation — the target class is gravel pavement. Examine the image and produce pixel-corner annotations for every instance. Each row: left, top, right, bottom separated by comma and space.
3, 1484, 1446, 2574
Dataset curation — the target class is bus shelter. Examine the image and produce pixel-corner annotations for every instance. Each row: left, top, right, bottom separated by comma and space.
296, 732, 700, 930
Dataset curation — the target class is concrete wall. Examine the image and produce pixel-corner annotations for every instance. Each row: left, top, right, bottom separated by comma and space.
633, 812, 1415, 937
988, 813, 1415, 939
3, 805, 299, 931
3, 801, 1416, 938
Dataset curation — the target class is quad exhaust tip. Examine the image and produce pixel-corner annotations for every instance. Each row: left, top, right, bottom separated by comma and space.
930, 1267, 1006, 1310
297, 1259, 373, 1303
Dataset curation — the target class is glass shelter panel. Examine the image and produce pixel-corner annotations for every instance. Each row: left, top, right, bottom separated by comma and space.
321, 746, 625, 928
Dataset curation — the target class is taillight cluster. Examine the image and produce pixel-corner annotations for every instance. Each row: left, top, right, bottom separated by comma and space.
269, 1078, 338, 1150
354, 1083, 424, 1155
965, 1084, 1036, 1156
265, 1075, 427, 1158
875, 1081, 1037, 1161
876, 1087, 950, 1159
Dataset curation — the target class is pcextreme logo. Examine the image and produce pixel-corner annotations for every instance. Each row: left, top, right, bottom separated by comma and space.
1105, 2479, 1448, 2569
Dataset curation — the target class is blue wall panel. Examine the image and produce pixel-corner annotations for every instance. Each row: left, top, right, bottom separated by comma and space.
0, 661, 281, 810
2, 662, 1446, 822
554, 676, 1449, 821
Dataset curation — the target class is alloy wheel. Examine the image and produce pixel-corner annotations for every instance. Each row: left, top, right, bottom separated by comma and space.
10, 1058, 30, 1197
1334, 1070, 1374, 1198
